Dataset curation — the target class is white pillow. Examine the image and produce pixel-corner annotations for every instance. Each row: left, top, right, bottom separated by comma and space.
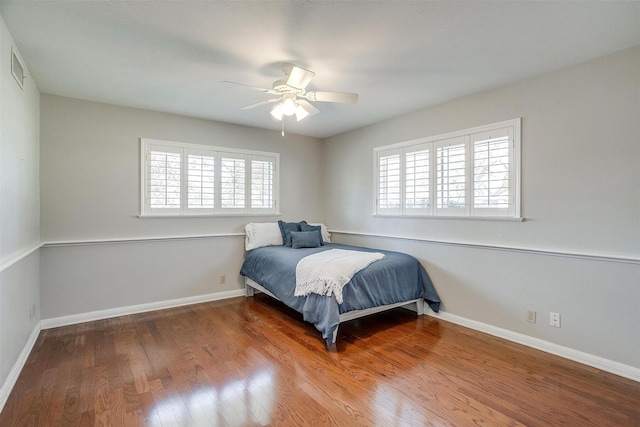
308, 223, 331, 243
245, 223, 283, 250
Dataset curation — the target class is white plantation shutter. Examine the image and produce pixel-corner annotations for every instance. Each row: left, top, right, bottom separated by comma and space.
472, 127, 514, 216
250, 156, 275, 210
373, 119, 520, 219
146, 145, 182, 212
405, 145, 430, 214
187, 151, 215, 211
377, 150, 401, 214
220, 154, 246, 209
436, 137, 467, 215
141, 139, 279, 216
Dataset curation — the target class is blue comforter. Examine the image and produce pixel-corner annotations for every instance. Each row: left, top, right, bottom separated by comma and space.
240, 243, 441, 346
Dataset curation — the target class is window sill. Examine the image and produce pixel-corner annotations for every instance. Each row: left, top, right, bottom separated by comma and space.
372, 214, 525, 222
138, 213, 281, 219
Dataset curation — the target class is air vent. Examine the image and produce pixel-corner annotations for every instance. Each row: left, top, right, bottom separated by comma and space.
11, 47, 24, 89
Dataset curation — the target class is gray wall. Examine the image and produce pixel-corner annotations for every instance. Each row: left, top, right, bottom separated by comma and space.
39, 95, 326, 319
0, 15, 40, 404
324, 46, 640, 369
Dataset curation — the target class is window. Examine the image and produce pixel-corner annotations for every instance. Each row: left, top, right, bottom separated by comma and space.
187, 151, 215, 209
405, 146, 430, 213
377, 150, 401, 214
250, 157, 275, 209
141, 139, 279, 216
220, 153, 246, 210
436, 137, 466, 215
374, 119, 521, 218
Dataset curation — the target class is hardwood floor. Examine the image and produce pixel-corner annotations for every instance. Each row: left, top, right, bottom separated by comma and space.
1, 295, 638, 426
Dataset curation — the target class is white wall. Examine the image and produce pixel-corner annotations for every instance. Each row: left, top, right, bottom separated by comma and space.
324, 47, 640, 372
0, 14, 40, 406
39, 95, 325, 319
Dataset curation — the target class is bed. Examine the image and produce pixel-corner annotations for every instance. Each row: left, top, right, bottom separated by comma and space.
240, 222, 441, 347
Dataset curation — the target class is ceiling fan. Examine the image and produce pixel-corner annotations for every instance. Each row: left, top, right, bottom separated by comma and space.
223, 64, 358, 122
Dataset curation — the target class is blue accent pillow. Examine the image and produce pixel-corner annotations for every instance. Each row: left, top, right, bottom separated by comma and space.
290, 231, 322, 249
278, 220, 302, 247
300, 223, 324, 245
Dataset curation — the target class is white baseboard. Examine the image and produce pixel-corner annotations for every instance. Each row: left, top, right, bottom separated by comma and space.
40, 289, 246, 330
428, 311, 640, 382
0, 323, 41, 413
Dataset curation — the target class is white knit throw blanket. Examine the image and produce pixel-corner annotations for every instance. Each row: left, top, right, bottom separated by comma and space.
295, 249, 385, 304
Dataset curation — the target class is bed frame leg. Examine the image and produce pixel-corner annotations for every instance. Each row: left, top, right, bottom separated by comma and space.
329, 326, 339, 348
416, 299, 425, 315
245, 280, 254, 297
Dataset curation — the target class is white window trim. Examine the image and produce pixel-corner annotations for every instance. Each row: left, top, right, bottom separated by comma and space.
140, 138, 279, 217
373, 118, 521, 219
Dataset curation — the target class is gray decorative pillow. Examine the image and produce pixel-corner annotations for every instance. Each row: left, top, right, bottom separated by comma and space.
291, 231, 322, 249
299, 223, 324, 245
278, 220, 302, 247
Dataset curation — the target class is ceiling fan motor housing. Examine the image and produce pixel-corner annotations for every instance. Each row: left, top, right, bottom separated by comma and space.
228, 64, 357, 119
272, 78, 304, 95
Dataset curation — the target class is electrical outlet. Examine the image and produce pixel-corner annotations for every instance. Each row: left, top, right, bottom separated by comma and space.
550, 312, 561, 328
526, 309, 536, 323
29, 304, 36, 320
220, 275, 226, 284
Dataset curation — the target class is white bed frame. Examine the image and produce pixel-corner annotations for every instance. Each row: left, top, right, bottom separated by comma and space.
245, 277, 425, 345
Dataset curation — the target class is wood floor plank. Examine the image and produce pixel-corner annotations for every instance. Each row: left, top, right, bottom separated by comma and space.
1, 295, 638, 426
92, 365, 110, 426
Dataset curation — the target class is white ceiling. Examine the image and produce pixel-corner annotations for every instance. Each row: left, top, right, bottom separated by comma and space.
1, 1, 639, 139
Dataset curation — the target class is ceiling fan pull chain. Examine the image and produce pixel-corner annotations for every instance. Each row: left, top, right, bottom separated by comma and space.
281, 117, 285, 137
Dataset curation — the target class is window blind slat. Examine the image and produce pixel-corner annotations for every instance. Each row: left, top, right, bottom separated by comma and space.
251, 159, 274, 209
221, 157, 246, 209
187, 153, 215, 209
405, 149, 429, 209
473, 136, 509, 209
378, 153, 401, 209
148, 150, 181, 209
436, 143, 466, 209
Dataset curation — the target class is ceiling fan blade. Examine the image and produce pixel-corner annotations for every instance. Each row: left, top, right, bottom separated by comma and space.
297, 99, 320, 115
305, 91, 358, 104
285, 65, 316, 90
221, 81, 280, 95
241, 98, 281, 110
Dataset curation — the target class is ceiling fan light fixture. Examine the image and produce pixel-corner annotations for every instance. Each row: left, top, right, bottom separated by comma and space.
272, 95, 307, 121
281, 97, 297, 116
270, 104, 283, 120
295, 104, 309, 121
